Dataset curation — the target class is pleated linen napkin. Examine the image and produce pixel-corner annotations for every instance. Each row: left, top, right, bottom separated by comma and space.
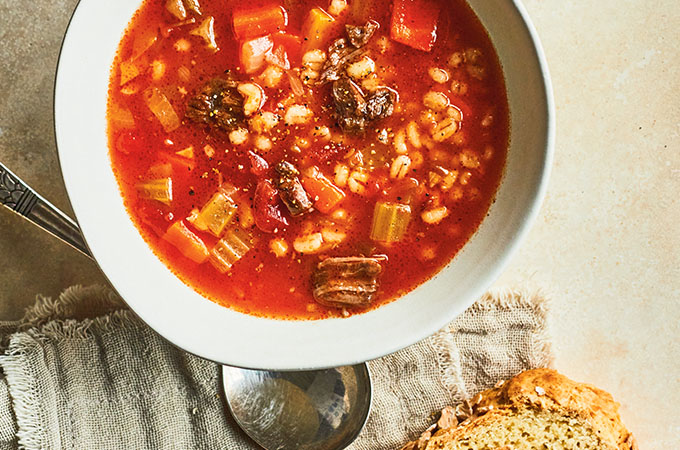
0, 285, 551, 450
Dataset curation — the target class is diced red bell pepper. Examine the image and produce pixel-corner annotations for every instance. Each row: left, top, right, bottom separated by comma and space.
248, 151, 269, 176
390, 0, 440, 52
240, 35, 274, 74
253, 180, 289, 233
233, 5, 288, 41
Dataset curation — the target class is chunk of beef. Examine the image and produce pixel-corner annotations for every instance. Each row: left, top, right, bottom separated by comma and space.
185, 78, 244, 132
313, 257, 382, 307
365, 87, 398, 121
332, 77, 368, 134
275, 161, 313, 216
319, 21, 379, 84
320, 38, 363, 84
346, 20, 380, 48
332, 78, 397, 134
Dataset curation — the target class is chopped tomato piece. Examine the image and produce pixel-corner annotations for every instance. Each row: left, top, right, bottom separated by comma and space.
240, 35, 274, 74
248, 151, 269, 176
390, 0, 440, 52
253, 180, 289, 233
233, 5, 288, 41
163, 220, 209, 263
272, 32, 303, 67
302, 167, 346, 213
301, 7, 336, 51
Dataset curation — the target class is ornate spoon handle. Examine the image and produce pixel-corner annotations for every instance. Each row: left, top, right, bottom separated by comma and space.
0, 162, 92, 258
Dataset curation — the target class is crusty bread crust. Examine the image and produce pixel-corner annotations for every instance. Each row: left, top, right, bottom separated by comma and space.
400, 369, 637, 450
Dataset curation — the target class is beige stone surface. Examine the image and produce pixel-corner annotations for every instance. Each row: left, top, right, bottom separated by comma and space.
493, 0, 680, 447
0, 0, 677, 447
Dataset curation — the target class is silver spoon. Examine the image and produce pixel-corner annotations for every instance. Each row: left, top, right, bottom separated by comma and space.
0, 162, 373, 449
223, 364, 371, 449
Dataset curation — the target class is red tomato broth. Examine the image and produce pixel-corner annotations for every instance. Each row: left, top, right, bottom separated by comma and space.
107, 0, 509, 319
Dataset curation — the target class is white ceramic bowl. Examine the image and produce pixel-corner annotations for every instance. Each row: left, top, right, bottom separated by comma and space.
54, 0, 553, 370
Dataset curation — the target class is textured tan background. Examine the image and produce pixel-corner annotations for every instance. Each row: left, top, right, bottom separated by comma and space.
0, 0, 678, 447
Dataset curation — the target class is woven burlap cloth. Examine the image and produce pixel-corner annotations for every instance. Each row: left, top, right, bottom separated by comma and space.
0, 285, 551, 450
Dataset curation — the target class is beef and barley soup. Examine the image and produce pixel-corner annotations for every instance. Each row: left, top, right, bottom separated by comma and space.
107, 0, 509, 319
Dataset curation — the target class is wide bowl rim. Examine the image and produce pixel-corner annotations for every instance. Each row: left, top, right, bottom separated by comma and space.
53, 0, 554, 370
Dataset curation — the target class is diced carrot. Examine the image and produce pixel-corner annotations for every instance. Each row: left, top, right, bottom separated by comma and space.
302, 166, 346, 213
233, 5, 288, 41
240, 35, 274, 74
390, 0, 440, 52
301, 7, 335, 51
163, 221, 209, 263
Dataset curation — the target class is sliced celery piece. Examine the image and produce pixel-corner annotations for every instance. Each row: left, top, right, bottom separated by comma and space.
370, 201, 411, 242
209, 228, 253, 273
135, 178, 173, 205
195, 191, 238, 237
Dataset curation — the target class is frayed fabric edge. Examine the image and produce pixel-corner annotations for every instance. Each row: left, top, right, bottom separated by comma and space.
433, 287, 554, 402
0, 336, 48, 450
20, 285, 125, 331
468, 287, 550, 316
25, 310, 142, 342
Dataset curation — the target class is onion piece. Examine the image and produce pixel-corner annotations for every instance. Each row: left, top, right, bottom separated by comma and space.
240, 35, 274, 74
265, 45, 290, 70
165, 0, 186, 20
190, 16, 218, 51
143, 87, 181, 133
184, 0, 202, 15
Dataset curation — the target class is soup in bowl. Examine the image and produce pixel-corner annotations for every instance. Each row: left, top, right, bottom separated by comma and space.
55, 0, 553, 369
